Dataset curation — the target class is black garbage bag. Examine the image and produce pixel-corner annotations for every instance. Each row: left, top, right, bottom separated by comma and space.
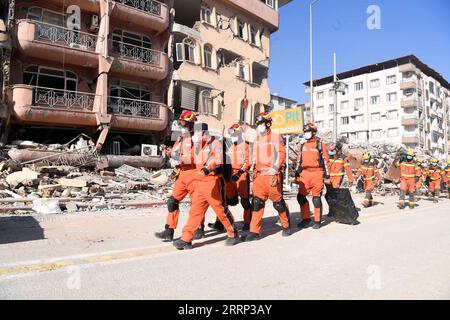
325, 187, 359, 225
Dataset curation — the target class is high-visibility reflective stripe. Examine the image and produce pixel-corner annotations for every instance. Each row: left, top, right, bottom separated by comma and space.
365, 176, 375, 180
401, 163, 416, 167
330, 159, 344, 163
330, 173, 345, 177
401, 174, 415, 178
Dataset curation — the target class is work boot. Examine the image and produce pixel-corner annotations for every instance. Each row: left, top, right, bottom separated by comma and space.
297, 218, 313, 229
398, 203, 405, 209
312, 222, 321, 230
244, 232, 261, 242
193, 228, 205, 240
408, 202, 415, 209
327, 211, 334, 218
225, 235, 241, 246
208, 220, 225, 232
281, 228, 291, 237
241, 223, 250, 231
154, 227, 174, 241
173, 239, 192, 250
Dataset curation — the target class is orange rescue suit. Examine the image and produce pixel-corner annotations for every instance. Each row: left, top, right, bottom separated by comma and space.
398, 161, 421, 194
426, 167, 444, 193
326, 156, 354, 188
355, 164, 382, 192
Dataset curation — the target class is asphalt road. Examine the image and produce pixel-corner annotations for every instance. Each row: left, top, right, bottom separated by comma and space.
0, 194, 449, 299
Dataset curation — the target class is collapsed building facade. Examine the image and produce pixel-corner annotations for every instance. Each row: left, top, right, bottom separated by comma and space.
0, 0, 292, 169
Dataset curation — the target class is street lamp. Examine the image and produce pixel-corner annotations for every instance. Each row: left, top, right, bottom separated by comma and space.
309, 0, 319, 122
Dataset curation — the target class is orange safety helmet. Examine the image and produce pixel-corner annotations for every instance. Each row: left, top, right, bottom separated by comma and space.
255, 112, 272, 125
303, 122, 318, 133
228, 123, 244, 135
179, 110, 197, 123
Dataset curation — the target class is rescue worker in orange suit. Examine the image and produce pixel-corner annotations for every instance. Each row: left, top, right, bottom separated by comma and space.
444, 160, 450, 198
155, 110, 197, 241
415, 159, 426, 201
209, 123, 252, 232
324, 142, 353, 217
173, 123, 240, 250
396, 149, 421, 209
245, 112, 291, 241
354, 153, 383, 208
295, 123, 330, 230
425, 158, 444, 203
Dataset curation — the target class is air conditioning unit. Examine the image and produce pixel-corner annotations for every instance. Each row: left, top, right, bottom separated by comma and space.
69, 43, 87, 50
89, 14, 99, 32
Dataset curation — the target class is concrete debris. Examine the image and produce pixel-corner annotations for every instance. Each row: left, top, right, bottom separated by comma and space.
32, 199, 62, 214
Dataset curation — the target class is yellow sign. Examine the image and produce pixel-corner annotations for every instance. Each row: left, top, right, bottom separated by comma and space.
269, 107, 304, 135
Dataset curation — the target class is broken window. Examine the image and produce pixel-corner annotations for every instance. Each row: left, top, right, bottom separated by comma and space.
173, 0, 202, 28
237, 19, 245, 39
24, 66, 77, 91
217, 49, 241, 68
201, 4, 212, 24
203, 44, 212, 68
251, 62, 268, 86
249, 25, 257, 45
199, 90, 213, 115
176, 38, 196, 63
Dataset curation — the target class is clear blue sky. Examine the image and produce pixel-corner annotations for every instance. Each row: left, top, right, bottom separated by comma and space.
269, 0, 450, 103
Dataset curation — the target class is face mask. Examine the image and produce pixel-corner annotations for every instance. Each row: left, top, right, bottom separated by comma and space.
329, 151, 336, 156
406, 156, 413, 161
191, 135, 200, 144
180, 127, 188, 134
231, 136, 239, 144
257, 124, 266, 134
304, 132, 313, 140
431, 163, 436, 166
364, 160, 369, 163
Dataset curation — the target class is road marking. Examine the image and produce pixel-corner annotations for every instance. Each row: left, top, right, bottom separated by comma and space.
0, 200, 448, 277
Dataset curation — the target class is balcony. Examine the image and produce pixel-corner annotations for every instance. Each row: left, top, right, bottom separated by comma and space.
46, 0, 100, 13
226, 0, 279, 32
400, 79, 417, 91
16, 20, 100, 68
402, 133, 419, 144
399, 63, 421, 75
401, 98, 420, 110
8, 85, 99, 126
111, 0, 169, 33
401, 115, 419, 126
108, 97, 168, 132
110, 41, 168, 80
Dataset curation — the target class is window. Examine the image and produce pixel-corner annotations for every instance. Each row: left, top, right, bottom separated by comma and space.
317, 105, 324, 114
264, 0, 275, 9
328, 120, 333, 128
109, 79, 151, 101
249, 25, 257, 45
354, 114, 364, 123
354, 98, 364, 110
370, 95, 380, 105
328, 89, 333, 97
386, 75, 396, 85
388, 128, 399, 137
201, 5, 212, 24
237, 19, 245, 39
340, 100, 349, 109
357, 131, 367, 140
253, 103, 263, 124
199, 90, 214, 115
27, 7, 65, 26
354, 82, 364, 91
429, 82, 435, 94
372, 130, 382, 139
387, 92, 397, 102
176, 38, 195, 63
317, 121, 324, 129
329, 104, 334, 112
387, 110, 398, 120
238, 62, 246, 80
341, 116, 349, 125
240, 100, 247, 123
371, 113, 380, 122
370, 79, 380, 88
203, 44, 212, 68
316, 91, 324, 100
24, 66, 78, 91
112, 30, 152, 62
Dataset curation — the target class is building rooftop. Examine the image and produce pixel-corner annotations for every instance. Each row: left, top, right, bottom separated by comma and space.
303, 54, 450, 90
271, 93, 297, 104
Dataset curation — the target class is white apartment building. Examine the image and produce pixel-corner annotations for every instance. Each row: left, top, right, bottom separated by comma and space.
304, 55, 450, 160
268, 93, 297, 112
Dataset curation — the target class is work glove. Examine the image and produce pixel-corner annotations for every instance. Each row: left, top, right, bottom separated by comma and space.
231, 169, 244, 182
348, 181, 354, 187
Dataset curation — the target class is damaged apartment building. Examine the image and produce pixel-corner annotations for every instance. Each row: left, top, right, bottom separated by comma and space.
0, 0, 291, 168
168, 0, 292, 137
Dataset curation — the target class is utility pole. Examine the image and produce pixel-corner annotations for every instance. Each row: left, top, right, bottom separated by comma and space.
309, 0, 318, 122
333, 53, 338, 142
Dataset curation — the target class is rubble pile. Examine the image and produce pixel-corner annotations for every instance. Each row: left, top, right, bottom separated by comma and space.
0, 160, 175, 215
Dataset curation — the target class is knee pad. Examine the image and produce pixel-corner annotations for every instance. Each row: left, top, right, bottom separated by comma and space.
252, 197, 265, 211
297, 194, 307, 206
227, 194, 239, 206
240, 198, 251, 210
312, 196, 322, 208
167, 196, 179, 212
273, 199, 287, 213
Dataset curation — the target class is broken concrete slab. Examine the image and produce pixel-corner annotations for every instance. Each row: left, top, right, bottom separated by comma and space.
65, 201, 78, 212
6, 168, 40, 188
58, 178, 87, 188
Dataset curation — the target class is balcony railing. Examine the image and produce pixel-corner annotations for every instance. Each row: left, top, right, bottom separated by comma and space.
114, 0, 162, 16
33, 86, 98, 110
31, 20, 98, 51
108, 96, 162, 118
111, 40, 161, 66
